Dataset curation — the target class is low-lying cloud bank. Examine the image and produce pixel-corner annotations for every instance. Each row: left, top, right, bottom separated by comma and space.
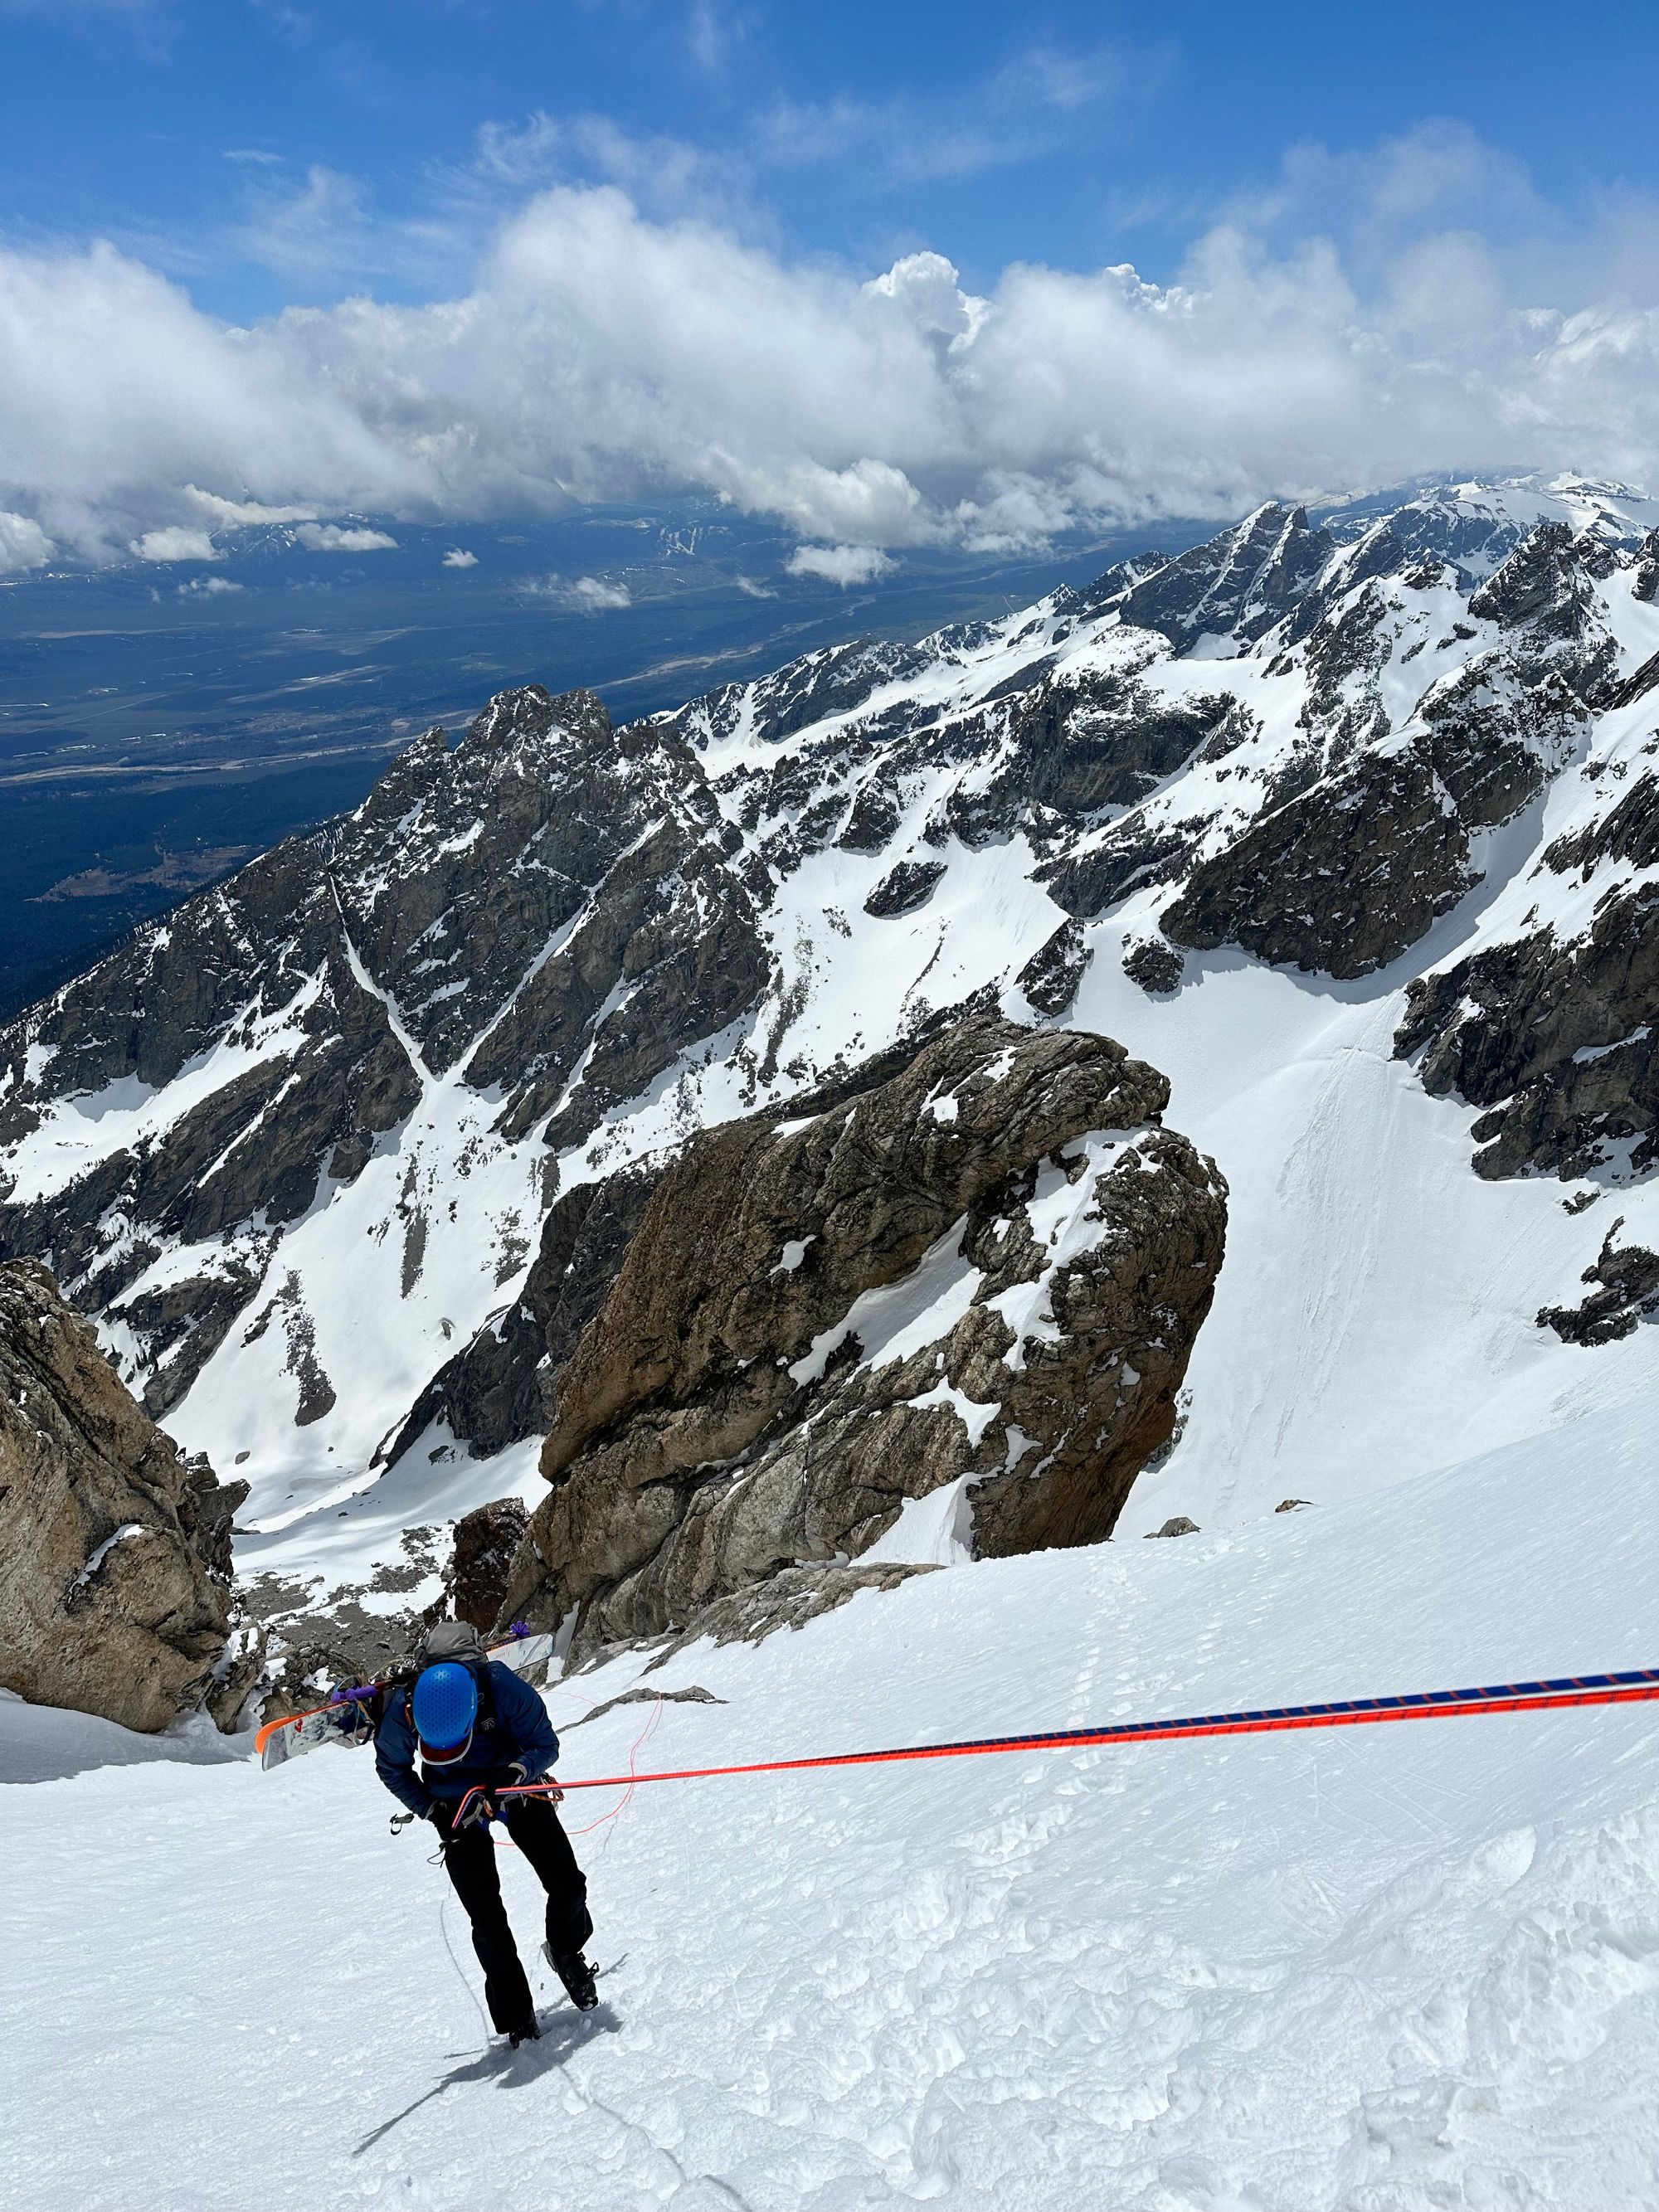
2, 158, 1657, 570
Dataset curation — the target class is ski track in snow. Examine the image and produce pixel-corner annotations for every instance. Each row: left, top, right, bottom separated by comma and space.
8, 1402, 1659, 2210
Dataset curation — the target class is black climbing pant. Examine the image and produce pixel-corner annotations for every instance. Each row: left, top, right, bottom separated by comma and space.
440, 1795, 592, 2035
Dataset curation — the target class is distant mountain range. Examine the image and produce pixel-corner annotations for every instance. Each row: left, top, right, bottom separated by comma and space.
0, 501, 1213, 1019
2, 470, 1657, 1683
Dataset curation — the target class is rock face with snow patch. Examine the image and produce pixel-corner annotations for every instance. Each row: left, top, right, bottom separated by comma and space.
0, 686, 766, 1419
1396, 769, 1659, 1180
1537, 1219, 1659, 1346
0, 1259, 261, 1732
500, 1018, 1226, 1653
1160, 521, 1608, 978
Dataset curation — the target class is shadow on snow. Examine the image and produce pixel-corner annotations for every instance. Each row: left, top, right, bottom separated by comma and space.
352, 2001, 623, 2155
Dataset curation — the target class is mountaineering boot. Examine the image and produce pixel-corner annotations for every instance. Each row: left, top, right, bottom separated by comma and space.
545, 1942, 599, 2010
508, 2020, 540, 2049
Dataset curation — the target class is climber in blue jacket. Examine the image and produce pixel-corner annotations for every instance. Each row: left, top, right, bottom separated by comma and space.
374, 1621, 596, 2040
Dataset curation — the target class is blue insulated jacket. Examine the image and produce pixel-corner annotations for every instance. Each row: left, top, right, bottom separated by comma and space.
373, 1659, 558, 1819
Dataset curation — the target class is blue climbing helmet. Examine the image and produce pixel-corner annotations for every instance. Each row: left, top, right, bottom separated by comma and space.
411, 1661, 479, 1764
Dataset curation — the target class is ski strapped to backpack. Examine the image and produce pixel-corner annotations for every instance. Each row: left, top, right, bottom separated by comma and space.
254, 1624, 556, 1769
448, 1664, 1659, 1825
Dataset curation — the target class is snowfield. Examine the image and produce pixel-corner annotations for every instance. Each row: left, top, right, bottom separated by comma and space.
7, 1397, 1659, 2211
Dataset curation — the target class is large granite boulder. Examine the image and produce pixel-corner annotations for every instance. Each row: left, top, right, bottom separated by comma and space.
0, 1260, 263, 1732
447, 1498, 530, 1633
499, 1017, 1226, 1655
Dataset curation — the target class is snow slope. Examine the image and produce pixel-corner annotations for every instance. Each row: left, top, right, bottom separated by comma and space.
1071, 938, 1659, 1537
8, 1399, 1659, 2210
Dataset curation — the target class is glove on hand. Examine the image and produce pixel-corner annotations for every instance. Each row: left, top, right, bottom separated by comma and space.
502, 1759, 561, 1804
455, 1789, 496, 1833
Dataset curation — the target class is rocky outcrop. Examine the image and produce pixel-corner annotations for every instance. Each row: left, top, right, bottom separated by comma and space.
1160, 643, 1587, 980
1394, 886, 1659, 1181
1160, 742, 1475, 978
1016, 920, 1092, 1016
446, 1498, 530, 1631
1537, 1219, 1659, 1346
987, 672, 1235, 819
1545, 768, 1659, 876
0, 1260, 262, 1732
1393, 717, 1659, 1180
1122, 938, 1185, 996
1042, 813, 1201, 922
499, 1017, 1226, 1655
1157, 520, 1608, 979
864, 858, 946, 918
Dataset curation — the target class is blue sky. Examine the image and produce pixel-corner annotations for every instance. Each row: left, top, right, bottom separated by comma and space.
7, 0, 1659, 316
1, 0, 1657, 569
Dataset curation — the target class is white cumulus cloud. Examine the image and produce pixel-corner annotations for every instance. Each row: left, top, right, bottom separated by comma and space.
0, 508, 52, 571
183, 486, 319, 526
527, 572, 632, 611
441, 547, 479, 568
293, 523, 397, 552
786, 543, 895, 586
131, 526, 221, 562
2, 128, 1657, 566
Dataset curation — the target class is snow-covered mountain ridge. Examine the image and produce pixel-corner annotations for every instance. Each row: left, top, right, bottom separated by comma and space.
2, 469, 1657, 1660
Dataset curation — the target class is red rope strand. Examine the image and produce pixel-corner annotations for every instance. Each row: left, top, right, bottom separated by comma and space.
449, 1666, 1659, 1829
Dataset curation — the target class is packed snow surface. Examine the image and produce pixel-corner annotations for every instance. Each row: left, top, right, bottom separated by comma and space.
8, 1399, 1659, 2210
